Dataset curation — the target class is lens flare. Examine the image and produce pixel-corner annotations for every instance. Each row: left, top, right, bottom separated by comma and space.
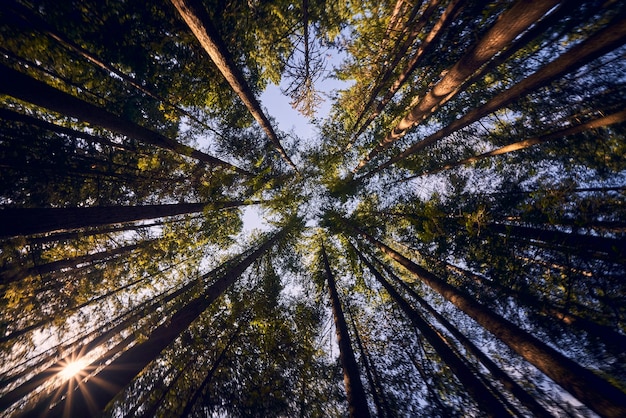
58, 359, 87, 381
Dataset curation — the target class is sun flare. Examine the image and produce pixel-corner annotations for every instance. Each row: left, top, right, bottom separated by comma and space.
58, 359, 88, 381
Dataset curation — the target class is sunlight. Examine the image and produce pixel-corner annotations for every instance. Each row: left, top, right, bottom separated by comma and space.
58, 359, 88, 381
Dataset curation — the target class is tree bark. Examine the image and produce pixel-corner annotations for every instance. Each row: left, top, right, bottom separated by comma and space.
321, 244, 371, 418
348, 0, 462, 149
417, 108, 626, 177
0, 201, 253, 238
4, 0, 229, 141
349, 224, 626, 417
1, 242, 141, 284
170, 0, 299, 172
353, 0, 560, 172
487, 222, 626, 262
0, 64, 252, 176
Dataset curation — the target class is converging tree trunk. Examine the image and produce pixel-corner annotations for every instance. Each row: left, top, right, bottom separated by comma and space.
0, 64, 251, 176
367, 13, 626, 177
0, 200, 255, 238
20, 228, 286, 418
347, 223, 626, 417
353, 0, 560, 172
170, 0, 299, 172
352, 243, 515, 418
321, 244, 371, 418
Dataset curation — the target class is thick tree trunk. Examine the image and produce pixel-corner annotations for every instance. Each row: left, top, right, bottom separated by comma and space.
353, 244, 514, 417
20, 228, 285, 418
170, 0, 298, 172
353, 0, 560, 172
350, 225, 626, 417
0, 201, 252, 238
0, 64, 251, 176
4, 0, 226, 139
369, 13, 626, 176
321, 244, 371, 418
0, 267, 202, 410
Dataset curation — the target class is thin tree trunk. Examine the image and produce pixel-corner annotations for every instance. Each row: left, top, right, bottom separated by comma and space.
377, 259, 555, 417
353, 243, 514, 417
368, 13, 626, 177
1, 241, 141, 284
345, 302, 386, 418
170, 0, 298, 172
353, 0, 560, 172
413, 109, 626, 177
349, 224, 626, 417
0, 200, 254, 238
321, 244, 371, 418
348, 0, 462, 149
179, 324, 243, 417
487, 222, 626, 262
0, 64, 251, 176
0, 108, 136, 152
20, 228, 286, 418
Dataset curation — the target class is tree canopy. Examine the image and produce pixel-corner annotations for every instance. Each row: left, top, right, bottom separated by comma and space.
1, 0, 625, 416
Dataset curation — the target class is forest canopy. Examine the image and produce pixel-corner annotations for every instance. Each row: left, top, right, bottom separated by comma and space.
1, 0, 626, 417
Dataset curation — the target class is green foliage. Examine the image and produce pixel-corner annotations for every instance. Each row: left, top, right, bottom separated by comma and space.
1, 1, 625, 417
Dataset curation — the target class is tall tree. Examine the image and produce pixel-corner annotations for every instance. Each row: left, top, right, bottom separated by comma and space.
170, 0, 299, 172
321, 243, 371, 418
347, 223, 626, 417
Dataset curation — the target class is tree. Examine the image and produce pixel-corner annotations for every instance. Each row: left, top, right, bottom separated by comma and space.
1, 1, 625, 417
321, 243, 371, 418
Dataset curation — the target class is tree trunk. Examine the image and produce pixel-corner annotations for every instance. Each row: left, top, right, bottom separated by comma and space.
487, 222, 626, 262
0, 265, 201, 410
368, 12, 626, 176
170, 0, 298, 172
4, 0, 228, 140
179, 324, 243, 417
349, 224, 626, 417
0, 200, 252, 238
419, 108, 626, 176
1, 242, 141, 284
353, 243, 514, 418
345, 302, 386, 418
0, 108, 136, 152
353, 0, 560, 172
321, 244, 371, 418
20, 228, 286, 418
348, 0, 463, 148
0, 64, 251, 176
378, 259, 555, 417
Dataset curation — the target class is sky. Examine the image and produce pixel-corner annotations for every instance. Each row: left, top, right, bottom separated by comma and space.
241, 69, 349, 233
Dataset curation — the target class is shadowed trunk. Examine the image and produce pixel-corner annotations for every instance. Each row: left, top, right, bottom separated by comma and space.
0, 201, 254, 238
321, 244, 371, 418
347, 223, 626, 417
0, 64, 251, 176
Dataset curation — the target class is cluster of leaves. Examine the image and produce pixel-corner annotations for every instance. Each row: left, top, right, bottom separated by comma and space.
1, 0, 625, 417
